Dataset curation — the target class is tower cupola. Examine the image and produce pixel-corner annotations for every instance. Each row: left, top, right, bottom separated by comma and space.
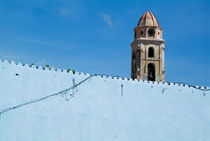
137, 11, 159, 26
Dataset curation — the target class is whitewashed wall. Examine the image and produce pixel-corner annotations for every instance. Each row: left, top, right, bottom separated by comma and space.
0, 60, 210, 141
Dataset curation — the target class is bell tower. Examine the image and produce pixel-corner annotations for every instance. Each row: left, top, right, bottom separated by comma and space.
131, 11, 165, 82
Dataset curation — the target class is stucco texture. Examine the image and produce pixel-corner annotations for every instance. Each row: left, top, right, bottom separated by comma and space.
0, 60, 210, 141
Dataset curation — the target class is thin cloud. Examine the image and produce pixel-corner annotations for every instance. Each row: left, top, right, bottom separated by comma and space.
43, 0, 84, 19
37, 59, 47, 66
58, 8, 71, 17
0, 54, 30, 61
18, 37, 56, 46
99, 13, 114, 28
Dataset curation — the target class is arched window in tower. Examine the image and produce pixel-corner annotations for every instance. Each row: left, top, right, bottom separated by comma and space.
147, 63, 155, 81
148, 47, 154, 58
148, 28, 155, 37
132, 53, 137, 78
140, 30, 144, 36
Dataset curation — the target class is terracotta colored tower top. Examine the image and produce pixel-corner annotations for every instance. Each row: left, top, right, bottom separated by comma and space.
137, 11, 159, 26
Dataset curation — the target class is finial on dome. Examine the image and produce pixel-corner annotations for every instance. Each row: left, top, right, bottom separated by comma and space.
137, 11, 159, 26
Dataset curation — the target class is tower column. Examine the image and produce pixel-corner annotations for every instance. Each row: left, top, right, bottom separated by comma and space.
131, 11, 165, 82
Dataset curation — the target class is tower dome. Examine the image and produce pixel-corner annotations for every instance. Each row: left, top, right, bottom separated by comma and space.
137, 11, 159, 26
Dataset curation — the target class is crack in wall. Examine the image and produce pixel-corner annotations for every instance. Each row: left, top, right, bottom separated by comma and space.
0, 75, 93, 117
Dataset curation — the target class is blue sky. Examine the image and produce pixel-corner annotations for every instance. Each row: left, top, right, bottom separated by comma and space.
0, 0, 209, 86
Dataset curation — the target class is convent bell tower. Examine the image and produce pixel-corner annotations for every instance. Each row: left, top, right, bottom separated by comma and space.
131, 11, 165, 82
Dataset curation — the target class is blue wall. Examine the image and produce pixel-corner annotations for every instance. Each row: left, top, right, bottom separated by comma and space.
0, 60, 210, 141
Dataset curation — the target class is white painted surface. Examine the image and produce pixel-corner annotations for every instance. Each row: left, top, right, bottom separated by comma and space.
0, 60, 209, 141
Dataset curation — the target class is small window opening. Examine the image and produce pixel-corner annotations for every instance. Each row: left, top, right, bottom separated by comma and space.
147, 63, 155, 81
148, 47, 154, 58
148, 28, 155, 37
140, 31, 144, 35
132, 54, 135, 60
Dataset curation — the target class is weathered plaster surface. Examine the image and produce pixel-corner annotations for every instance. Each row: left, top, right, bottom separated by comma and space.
0, 60, 210, 141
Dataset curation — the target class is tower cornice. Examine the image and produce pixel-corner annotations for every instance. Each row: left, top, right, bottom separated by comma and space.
131, 38, 165, 48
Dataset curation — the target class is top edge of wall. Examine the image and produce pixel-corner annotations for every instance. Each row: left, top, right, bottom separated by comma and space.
1, 59, 209, 91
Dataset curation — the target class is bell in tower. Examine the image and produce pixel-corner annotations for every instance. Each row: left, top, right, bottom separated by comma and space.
131, 11, 165, 82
